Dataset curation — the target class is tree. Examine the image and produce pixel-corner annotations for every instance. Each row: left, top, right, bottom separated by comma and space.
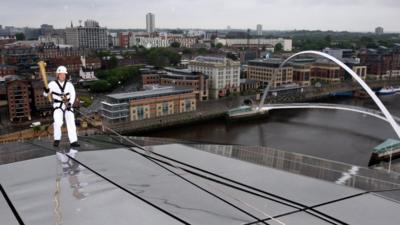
89, 80, 111, 92
146, 48, 181, 68
182, 48, 193, 55
226, 52, 238, 61
15, 33, 25, 41
325, 35, 332, 45
197, 48, 208, 55
358, 36, 376, 48
109, 56, 118, 69
216, 43, 223, 49
170, 42, 181, 48
96, 50, 111, 58
274, 43, 284, 52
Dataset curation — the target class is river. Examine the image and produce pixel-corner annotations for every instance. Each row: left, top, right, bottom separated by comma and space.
142, 94, 400, 166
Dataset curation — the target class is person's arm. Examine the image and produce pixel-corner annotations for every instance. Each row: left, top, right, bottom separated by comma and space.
68, 82, 76, 107
43, 82, 52, 97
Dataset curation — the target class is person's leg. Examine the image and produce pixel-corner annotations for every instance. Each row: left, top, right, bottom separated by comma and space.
65, 110, 78, 144
53, 109, 63, 145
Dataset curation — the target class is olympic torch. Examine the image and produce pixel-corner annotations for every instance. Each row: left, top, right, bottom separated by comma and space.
38, 61, 52, 102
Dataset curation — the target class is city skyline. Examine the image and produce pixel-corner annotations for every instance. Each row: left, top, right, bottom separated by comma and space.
1, 0, 400, 32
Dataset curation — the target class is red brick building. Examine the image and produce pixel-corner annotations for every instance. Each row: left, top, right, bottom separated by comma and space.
358, 48, 400, 79
46, 57, 101, 75
31, 80, 52, 113
102, 87, 196, 123
118, 32, 132, 48
142, 73, 161, 85
7, 80, 31, 122
130, 89, 196, 121
37, 47, 93, 60
0, 65, 17, 77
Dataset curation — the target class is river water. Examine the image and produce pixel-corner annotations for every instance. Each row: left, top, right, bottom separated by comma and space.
143, 94, 400, 166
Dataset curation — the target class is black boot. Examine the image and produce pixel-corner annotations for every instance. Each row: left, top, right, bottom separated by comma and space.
70, 142, 80, 148
53, 140, 60, 147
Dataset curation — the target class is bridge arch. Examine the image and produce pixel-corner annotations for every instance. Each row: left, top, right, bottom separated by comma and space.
280, 50, 400, 138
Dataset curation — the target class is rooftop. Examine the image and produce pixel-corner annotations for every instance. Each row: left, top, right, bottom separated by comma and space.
248, 58, 290, 67
106, 86, 193, 101
374, 138, 400, 153
1, 136, 400, 224
192, 56, 240, 65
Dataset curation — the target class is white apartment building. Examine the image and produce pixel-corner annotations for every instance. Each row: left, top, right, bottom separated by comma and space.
131, 36, 169, 48
215, 38, 292, 52
189, 56, 240, 99
65, 20, 108, 49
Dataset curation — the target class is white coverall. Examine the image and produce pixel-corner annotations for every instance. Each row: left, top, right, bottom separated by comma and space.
43, 80, 78, 143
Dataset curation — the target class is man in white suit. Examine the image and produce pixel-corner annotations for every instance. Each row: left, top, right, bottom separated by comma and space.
44, 66, 79, 147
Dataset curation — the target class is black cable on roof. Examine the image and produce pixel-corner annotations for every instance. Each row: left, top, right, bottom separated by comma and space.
78, 134, 345, 225
127, 144, 345, 225
121, 143, 271, 225
0, 184, 25, 225
243, 192, 371, 225
93, 134, 347, 225
80, 134, 400, 225
88, 135, 270, 224
27, 141, 191, 225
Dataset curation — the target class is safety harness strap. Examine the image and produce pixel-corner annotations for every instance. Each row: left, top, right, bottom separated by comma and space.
52, 81, 73, 113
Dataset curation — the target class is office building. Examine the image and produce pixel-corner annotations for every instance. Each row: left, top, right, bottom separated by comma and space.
146, 13, 155, 33
189, 56, 240, 99
65, 20, 108, 49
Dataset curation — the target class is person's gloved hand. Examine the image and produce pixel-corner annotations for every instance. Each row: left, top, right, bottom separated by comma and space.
43, 87, 50, 93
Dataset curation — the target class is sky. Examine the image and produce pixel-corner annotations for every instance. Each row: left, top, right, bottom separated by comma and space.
1, 0, 400, 32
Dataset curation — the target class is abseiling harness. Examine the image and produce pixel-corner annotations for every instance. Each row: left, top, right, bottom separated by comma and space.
52, 81, 71, 113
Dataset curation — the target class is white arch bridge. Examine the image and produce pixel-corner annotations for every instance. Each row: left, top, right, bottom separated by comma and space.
259, 103, 400, 125
230, 50, 400, 138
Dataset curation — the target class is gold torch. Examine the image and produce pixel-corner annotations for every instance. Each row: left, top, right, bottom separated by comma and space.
38, 61, 52, 102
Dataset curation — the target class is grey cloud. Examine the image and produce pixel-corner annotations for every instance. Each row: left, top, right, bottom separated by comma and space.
0, 0, 399, 31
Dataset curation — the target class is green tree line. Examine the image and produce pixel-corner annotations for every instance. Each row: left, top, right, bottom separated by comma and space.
89, 66, 140, 92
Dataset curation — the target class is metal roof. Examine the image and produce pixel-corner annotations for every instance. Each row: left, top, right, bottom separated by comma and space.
1, 137, 400, 225
373, 138, 400, 153
107, 86, 193, 101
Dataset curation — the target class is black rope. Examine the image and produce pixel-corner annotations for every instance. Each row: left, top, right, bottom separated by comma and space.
244, 191, 371, 225
114, 136, 350, 225
27, 141, 190, 225
128, 146, 345, 225
71, 134, 399, 225
123, 144, 270, 225
133, 147, 349, 225
0, 183, 25, 225
87, 135, 346, 225
243, 192, 371, 225
93, 136, 268, 224
85, 135, 342, 225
